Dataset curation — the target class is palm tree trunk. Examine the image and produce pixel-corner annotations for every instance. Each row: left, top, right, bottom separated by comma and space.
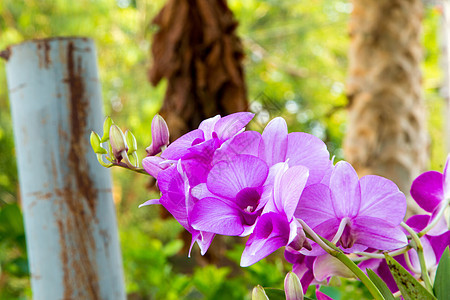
345, 0, 428, 214
149, 0, 248, 140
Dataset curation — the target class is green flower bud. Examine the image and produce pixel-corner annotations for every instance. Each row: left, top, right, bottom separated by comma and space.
125, 130, 138, 154
101, 116, 113, 142
252, 285, 269, 300
109, 125, 128, 160
90, 131, 107, 154
284, 272, 303, 300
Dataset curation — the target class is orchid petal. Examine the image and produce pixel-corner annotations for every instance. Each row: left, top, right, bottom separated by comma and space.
443, 154, 450, 198
207, 154, 268, 199
198, 115, 221, 140
240, 212, 290, 267
410, 171, 444, 213
295, 183, 335, 229
213, 131, 261, 164
161, 129, 204, 160
352, 216, 408, 250
359, 175, 406, 226
428, 231, 450, 265
315, 290, 334, 300
190, 197, 244, 236
286, 132, 332, 185
196, 231, 215, 256
259, 117, 288, 166
330, 161, 361, 218
313, 254, 355, 282
138, 199, 161, 208
275, 165, 309, 220
213, 112, 254, 141
191, 183, 216, 200
142, 156, 171, 178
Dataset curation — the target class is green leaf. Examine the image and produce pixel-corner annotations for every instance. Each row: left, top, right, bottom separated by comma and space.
367, 269, 395, 300
433, 247, 450, 300
384, 253, 436, 300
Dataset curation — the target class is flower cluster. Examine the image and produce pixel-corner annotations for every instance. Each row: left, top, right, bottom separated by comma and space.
139, 113, 428, 292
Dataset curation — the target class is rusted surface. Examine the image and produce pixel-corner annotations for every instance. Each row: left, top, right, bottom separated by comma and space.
57, 41, 100, 300
0, 47, 11, 61
37, 41, 52, 68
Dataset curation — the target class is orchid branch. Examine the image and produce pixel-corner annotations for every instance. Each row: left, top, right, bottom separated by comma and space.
400, 222, 433, 292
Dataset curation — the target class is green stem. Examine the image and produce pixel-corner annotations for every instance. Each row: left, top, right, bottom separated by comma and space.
352, 245, 412, 261
400, 222, 433, 292
418, 197, 449, 237
298, 219, 385, 300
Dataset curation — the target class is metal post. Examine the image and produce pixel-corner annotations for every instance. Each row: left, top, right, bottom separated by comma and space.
2, 37, 125, 300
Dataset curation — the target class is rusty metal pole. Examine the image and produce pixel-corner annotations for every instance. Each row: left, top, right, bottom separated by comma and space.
2, 37, 125, 300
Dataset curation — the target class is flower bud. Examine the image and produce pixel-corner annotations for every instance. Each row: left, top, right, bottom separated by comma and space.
125, 130, 138, 154
252, 285, 269, 300
284, 272, 303, 300
90, 131, 107, 154
109, 124, 128, 160
146, 114, 169, 156
101, 116, 113, 142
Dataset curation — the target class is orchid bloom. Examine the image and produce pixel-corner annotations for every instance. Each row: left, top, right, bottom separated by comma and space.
296, 161, 407, 255
139, 161, 214, 256
190, 154, 269, 236
258, 117, 332, 185
213, 117, 332, 186
240, 164, 310, 267
142, 112, 254, 182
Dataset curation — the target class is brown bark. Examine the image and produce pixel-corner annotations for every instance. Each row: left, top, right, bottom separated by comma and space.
345, 0, 429, 214
149, 0, 248, 140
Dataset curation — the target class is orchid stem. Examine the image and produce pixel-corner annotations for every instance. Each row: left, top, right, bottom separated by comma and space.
297, 219, 334, 253
400, 222, 433, 292
298, 219, 385, 300
352, 246, 412, 261
418, 197, 449, 237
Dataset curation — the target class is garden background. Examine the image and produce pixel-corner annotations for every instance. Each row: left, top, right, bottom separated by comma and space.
0, 0, 447, 299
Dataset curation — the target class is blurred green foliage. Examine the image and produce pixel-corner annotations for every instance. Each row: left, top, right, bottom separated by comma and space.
0, 0, 446, 299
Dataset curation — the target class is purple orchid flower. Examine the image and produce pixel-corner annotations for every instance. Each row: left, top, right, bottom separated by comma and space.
240, 164, 310, 267
296, 161, 407, 255
139, 161, 214, 256
410, 154, 450, 231
211, 117, 332, 186
142, 112, 254, 181
189, 154, 269, 236
258, 117, 332, 185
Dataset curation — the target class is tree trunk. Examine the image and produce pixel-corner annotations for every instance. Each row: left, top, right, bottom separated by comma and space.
3, 37, 125, 300
345, 0, 428, 214
440, 1, 450, 154
149, 0, 248, 140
